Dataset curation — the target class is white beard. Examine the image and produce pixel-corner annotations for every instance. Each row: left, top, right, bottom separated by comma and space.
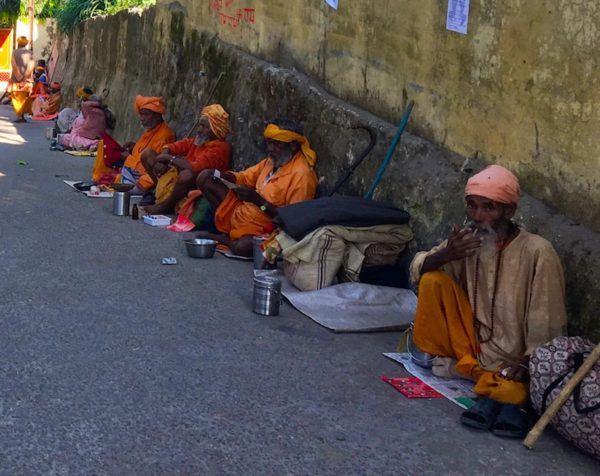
466, 221, 499, 257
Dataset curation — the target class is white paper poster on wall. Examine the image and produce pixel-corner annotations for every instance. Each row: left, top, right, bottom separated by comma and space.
325, 0, 339, 10
446, 0, 470, 34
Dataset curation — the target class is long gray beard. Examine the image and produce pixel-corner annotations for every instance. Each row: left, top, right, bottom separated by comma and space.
466, 221, 499, 256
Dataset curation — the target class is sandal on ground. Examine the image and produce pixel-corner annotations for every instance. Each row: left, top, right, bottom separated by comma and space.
491, 404, 531, 438
460, 397, 501, 430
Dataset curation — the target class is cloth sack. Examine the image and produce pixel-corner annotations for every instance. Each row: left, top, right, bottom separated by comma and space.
279, 224, 413, 291
529, 336, 599, 459
282, 232, 347, 291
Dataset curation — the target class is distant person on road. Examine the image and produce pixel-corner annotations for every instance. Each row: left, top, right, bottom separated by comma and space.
92, 95, 175, 189
141, 104, 231, 215
194, 119, 318, 257
8, 36, 34, 123
409, 165, 567, 438
30, 65, 49, 97
31, 81, 62, 119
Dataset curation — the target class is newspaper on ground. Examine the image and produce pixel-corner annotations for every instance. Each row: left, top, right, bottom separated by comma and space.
384, 352, 476, 409
63, 180, 114, 198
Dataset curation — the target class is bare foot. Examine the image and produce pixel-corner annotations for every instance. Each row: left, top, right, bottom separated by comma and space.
142, 202, 172, 215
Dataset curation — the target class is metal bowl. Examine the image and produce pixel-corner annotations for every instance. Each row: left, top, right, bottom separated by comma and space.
184, 238, 217, 258
112, 183, 135, 192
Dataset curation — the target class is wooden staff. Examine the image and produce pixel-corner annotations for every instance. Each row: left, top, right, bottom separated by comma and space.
185, 71, 225, 138
523, 342, 600, 449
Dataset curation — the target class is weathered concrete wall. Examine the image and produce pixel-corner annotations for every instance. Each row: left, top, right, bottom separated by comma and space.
53, 4, 599, 341
158, 0, 600, 234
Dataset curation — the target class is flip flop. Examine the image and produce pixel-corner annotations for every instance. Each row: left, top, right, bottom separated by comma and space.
460, 397, 501, 430
491, 404, 531, 438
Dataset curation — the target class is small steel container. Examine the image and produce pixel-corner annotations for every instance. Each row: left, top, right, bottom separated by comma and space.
253, 276, 282, 316
46, 127, 54, 140
113, 191, 130, 216
184, 239, 217, 258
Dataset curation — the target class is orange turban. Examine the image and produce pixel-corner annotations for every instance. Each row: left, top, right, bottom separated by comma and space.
201, 104, 229, 140
17, 36, 29, 47
76, 87, 93, 100
134, 95, 166, 115
263, 123, 317, 167
465, 165, 521, 205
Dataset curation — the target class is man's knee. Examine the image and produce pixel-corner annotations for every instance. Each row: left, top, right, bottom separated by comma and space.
178, 169, 195, 186
419, 270, 454, 293
196, 169, 212, 190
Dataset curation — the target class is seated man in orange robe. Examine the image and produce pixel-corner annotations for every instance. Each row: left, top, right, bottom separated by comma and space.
409, 165, 566, 438
195, 119, 318, 257
115, 95, 175, 193
31, 81, 62, 118
141, 104, 231, 214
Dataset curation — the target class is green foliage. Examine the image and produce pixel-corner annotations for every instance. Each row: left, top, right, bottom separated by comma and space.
0, 1, 155, 31
56, 0, 155, 32
0, 0, 21, 26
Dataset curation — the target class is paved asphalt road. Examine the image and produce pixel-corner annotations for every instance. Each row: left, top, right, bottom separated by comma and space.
0, 105, 596, 474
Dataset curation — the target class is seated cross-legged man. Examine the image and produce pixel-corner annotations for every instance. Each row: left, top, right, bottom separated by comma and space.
195, 119, 318, 257
141, 104, 231, 214
31, 81, 62, 119
115, 95, 175, 193
409, 165, 567, 438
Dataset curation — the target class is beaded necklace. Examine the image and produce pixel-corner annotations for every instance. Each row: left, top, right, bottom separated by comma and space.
472, 225, 519, 348
473, 249, 503, 344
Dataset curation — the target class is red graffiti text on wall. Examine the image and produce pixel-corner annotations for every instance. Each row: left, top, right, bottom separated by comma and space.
211, 1, 255, 29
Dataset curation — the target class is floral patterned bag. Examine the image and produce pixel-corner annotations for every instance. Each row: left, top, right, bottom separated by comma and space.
529, 336, 599, 459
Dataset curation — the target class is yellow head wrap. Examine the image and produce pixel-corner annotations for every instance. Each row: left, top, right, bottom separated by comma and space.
76, 87, 93, 100
17, 36, 29, 47
200, 104, 229, 140
263, 123, 317, 167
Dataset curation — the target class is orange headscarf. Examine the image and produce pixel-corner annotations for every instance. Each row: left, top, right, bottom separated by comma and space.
465, 165, 521, 205
201, 104, 229, 140
76, 87, 94, 100
17, 36, 29, 47
134, 95, 166, 115
263, 123, 317, 167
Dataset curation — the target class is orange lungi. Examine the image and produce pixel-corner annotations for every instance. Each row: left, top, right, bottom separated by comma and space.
413, 270, 528, 405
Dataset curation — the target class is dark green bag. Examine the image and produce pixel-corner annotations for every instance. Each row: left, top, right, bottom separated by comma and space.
190, 197, 216, 232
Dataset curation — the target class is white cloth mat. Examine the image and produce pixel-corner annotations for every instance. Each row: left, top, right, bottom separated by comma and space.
256, 270, 416, 332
